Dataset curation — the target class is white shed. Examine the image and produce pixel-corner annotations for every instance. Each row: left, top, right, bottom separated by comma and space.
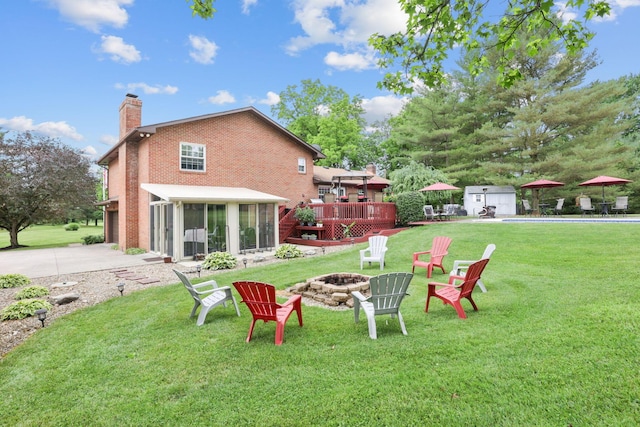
464, 186, 516, 216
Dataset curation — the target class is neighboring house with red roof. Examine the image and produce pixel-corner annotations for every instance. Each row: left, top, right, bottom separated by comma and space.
97, 94, 324, 260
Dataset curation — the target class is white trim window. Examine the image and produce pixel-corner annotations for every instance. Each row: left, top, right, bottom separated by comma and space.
298, 157, 306, 174
180, 142, 205, 171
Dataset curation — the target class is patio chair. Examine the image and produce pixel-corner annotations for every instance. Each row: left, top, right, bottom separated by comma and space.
426, 258, 490, 319
553, 198, 565, 216
360, 235, 388, 270
412, 236, 452, 278
352, 272, 413, 339
423, 205, 436, 221
611, 196, 628, 216
449, 244, 496, 293
580, 197, 595, 216
232, 281, 303, 345
324, 193, 336, 203
522, 200, 533, 216
441, 204, 456, 220
173, 269, 240, 326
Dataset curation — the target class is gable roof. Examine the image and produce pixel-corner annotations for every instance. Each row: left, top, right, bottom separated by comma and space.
97, 106, 325, 165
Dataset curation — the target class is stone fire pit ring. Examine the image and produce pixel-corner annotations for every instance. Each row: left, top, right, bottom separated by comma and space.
286, 272, 371, 308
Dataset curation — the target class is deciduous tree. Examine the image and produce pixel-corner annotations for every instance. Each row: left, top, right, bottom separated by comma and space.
0, 132, 97, 248
369, 0, 612, 93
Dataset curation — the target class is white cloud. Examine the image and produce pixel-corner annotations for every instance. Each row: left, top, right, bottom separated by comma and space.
361, 95, 408, 124
208, 90, 236, 105
0, 116, 83, 141
242, 0, 258, 14
114, 82, 178, 95
286, 0, 406, 55
98, 35, 141, 63
324, 50, 375, 71
188, 35, 218, 64
83, 145, 98, 157
46, 0, 133, 32
99, 134, 119, 146
258, 91, 280, 106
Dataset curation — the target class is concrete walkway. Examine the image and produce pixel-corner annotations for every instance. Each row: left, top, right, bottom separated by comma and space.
1, 242, 338, 279
1, 244, 167, 279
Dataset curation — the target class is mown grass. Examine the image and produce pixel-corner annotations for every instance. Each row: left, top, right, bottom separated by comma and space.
1, 222, 639, 426
0, 223, 104, 250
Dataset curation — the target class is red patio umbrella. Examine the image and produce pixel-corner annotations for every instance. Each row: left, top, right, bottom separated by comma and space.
419, 182, 461, 204
579, 175, 632, 204
419, 182, 461, 192
521, 179, 565, 213
520, 179, 565, 189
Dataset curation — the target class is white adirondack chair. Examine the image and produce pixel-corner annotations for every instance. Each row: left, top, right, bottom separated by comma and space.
173, 269, 240, 326
352, 272, 413, 339
360, 235, 388, 270
449, 244, 496, 293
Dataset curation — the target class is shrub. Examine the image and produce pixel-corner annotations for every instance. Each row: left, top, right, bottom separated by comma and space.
81, 234, 105, 245
15, 286, 50, 300
274, 244, 304, 259
202, 252, 237, 270
395, 191, 425, 225
125, 248, 146, 255
1, 299, 52, 321
64, 222, 80, 231
0, 274, 31, 289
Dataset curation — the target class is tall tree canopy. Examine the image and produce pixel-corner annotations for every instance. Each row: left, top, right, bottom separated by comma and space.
272, 79, 374, 169
386, 25, 636, 206
370, 0, 612, 93
0, 132, 97, 248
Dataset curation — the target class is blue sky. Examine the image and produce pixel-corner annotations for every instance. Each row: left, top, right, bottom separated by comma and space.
1, 0, 638, 161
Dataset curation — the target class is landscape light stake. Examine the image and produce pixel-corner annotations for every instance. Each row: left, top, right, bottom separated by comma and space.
117, 282, 125, 296
35, 308, 48, 328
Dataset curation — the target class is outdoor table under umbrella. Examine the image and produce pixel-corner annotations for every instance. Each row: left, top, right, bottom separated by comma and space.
521, 179, 565, 215
579, 175, 632, 215
419, 182, 461, 206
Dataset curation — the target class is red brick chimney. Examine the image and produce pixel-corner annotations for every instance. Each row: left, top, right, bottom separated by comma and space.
366, 163, 377, 175
119, 93, 142, 139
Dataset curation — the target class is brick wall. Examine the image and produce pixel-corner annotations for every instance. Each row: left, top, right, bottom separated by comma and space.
144, 110, 316, 207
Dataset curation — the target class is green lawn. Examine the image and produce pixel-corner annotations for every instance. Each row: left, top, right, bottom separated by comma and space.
1, 222, 639, 426
0, 223, 104, 250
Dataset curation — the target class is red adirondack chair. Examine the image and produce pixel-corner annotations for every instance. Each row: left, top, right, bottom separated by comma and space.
232, 281, 303, 345
411, 236, 452, 278
425, 258, 490, 319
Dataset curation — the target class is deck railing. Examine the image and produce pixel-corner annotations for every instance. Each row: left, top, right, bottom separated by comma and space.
279, 202, 396, 242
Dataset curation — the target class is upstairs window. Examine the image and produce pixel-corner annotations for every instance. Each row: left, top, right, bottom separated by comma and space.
180, 142, 205, 171
298, 157, 306, 174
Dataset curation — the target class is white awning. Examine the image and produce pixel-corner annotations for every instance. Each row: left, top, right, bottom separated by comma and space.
141, 183, 289, 203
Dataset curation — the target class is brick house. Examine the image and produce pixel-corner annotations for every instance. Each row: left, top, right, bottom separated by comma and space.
97, 94, 324, 260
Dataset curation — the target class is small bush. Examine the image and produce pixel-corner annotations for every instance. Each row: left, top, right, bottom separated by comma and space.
82, 234, 105, 245
110, 244, 119, 250
202, 252, 237, 270
395, 191, 426, 225
0, 274, 31, 289
1, 299, 52, 321
15, 286, 50, 300
125, 248, 146, 255
64, 223, 80, 231
274, 244, 304, 259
